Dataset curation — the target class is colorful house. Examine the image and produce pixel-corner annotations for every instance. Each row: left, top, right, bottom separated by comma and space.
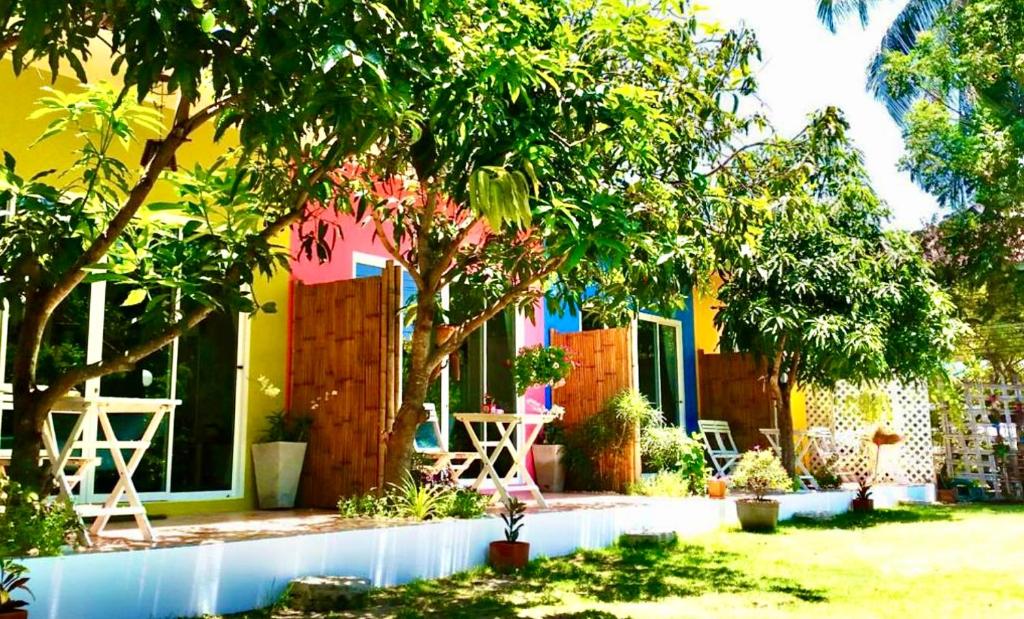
0, 56, 732, 517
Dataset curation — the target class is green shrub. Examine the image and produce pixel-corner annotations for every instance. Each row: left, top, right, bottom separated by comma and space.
337, 491, 392, 519
626, 471, 693, 497
606, 389, 662, 429
810, 455, 842, 490
731, 449, 791, 501
0, 478, 79, 557
640, 428, 708, 492
437, 487, 489, 519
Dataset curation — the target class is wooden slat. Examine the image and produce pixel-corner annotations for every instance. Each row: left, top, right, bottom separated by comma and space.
697, 351, 773, 451
289, 269, 401, 507
551, 327, 638, 492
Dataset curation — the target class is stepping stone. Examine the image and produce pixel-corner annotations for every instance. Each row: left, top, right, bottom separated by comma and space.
619, 530, 678, 547
287, 576, 371, 612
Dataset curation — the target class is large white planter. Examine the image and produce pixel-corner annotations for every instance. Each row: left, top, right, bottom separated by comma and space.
532, 444, 565, 493
252, 441, 307, 509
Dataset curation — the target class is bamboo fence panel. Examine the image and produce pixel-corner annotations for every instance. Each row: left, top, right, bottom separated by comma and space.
289, 264, 400, 507
697, 351, 774, 452
551, 327, 638, 492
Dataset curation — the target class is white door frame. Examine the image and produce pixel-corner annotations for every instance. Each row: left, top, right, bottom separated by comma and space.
633, 313, 685, 427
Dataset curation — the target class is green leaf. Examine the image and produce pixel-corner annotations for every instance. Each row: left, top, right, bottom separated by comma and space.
121, 289, 148, 307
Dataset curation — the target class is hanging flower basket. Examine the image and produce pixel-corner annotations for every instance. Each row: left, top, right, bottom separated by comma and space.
510, 345, 575, 396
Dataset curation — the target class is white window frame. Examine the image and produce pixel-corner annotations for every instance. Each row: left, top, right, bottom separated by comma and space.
633, 313, 686, 428
0, 282, 250, 503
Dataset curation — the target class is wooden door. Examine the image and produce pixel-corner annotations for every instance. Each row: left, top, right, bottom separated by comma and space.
289, 265, 400, 507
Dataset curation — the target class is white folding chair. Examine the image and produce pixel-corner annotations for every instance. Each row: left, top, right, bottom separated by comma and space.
699, 419, 741, 478
414, 404, 479, 481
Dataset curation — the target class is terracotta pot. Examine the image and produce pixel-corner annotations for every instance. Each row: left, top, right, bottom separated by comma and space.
488, 541, 530, 573
937, 488, 957, 504
851, 498, 874, 512
735, 499, 779, 532
0, 609, 29, 619
707, 479, 727, 499
531, 444, 565, 493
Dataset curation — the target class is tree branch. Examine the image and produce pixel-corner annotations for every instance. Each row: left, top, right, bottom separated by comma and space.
370, 207, 424, 289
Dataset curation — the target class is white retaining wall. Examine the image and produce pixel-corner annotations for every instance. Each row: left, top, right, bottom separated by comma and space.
22, 485, 933, 619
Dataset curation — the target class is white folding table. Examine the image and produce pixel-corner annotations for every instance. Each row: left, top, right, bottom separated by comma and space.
454, 412, 556, 508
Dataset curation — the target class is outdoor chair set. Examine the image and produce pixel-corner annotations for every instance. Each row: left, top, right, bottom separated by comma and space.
697, 418, 854, 490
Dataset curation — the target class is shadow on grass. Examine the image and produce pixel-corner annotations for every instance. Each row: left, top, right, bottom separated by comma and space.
333, 542, 826, 618
784, 505, 956, 530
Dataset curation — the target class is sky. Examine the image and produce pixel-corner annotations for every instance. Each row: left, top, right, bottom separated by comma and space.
705, 0, 941, 230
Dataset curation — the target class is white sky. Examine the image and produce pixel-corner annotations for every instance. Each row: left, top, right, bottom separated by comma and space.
705, 0, 941, 230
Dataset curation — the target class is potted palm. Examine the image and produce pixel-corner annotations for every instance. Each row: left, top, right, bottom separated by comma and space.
0, 560, 31, 619
251, 410, 314, 509
488, 497, 529, 573
731, 449, 791, 532
852, 480, 874, 512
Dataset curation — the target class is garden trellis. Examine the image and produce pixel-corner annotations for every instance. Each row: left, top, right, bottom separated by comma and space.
941, 383, 1024, 498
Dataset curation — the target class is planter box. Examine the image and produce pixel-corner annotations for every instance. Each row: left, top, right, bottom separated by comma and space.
736, 499, 779, 532
488, 541, 530, 573
252, 441, 307, 509
0, 609, 29, 619
531, 444, 565, 493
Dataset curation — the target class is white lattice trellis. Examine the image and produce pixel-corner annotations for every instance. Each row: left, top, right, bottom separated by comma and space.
805, 381, 933, 484
946, 383, 1024, 497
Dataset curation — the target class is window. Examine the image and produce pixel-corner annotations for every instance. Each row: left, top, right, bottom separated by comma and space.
0, 282, 247, 501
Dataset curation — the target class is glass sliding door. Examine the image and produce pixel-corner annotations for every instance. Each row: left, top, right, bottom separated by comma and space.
636, 316, 684, 427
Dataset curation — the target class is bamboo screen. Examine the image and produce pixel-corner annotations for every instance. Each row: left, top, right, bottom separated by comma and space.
289, 264, 400, 507
551, 327, 639, 492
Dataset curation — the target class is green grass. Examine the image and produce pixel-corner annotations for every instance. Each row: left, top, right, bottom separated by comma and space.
229, 503, 1024, 618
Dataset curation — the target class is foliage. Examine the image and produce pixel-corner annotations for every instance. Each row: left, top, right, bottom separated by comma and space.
731, 449, 791, 501
318, 0, 769, 484
627, 471, 699, 498
716, 108, 960, 472
511, 345, 574, 396
810, 456, 843, 491
0, 0, 409, 492
336, 475, 488, 521
855, 480, 874, 502
559, 390, 659, 490
258, 411, 313, 443
0, 559, 31, 613
640, 428, 708, 492
500, 497, 527, 543
0, 477, 79, 557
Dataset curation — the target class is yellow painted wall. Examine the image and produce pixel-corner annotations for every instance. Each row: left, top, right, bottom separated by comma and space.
691, 276, 807, 431
2, 59, 288, 514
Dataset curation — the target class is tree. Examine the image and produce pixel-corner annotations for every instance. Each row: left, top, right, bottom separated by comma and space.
816, 0, 955, 119
299, 0, 765, 485
0, 1, 410, 493
715, 109, 959, 474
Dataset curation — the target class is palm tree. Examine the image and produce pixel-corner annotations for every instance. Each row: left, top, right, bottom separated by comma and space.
816, 0, 955, 120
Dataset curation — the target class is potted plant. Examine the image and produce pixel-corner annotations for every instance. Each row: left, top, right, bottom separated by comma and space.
731, 449, 791, 532
0, 560, 32, 619
511, 345, 575, 395
936, 469, 957, 504
707, 477, 727, 499
488, 497, 529, 573
532, 410, 567, 493
251, 410, 314, 509
852, 479, 874, 512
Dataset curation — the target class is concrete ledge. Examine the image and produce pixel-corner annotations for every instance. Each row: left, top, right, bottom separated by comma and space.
22, 484, 933, 619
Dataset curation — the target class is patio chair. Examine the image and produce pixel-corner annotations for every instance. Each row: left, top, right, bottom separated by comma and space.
414, 404, 480, 481
698, 419, 741, 478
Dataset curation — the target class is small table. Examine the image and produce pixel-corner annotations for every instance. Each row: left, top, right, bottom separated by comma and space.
760, 428, 817, 490
454, 413, 557, 508
1, 392, 176, 545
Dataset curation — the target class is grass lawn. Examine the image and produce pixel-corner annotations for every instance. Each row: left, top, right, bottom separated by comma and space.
238, 503, 1024, 618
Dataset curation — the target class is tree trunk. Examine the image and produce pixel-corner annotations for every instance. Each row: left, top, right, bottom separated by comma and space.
778, 381, 796, 477
7, 389, 51, 494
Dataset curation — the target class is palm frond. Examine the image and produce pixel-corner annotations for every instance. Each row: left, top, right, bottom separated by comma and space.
865, 0, 953, 120
817, 0, 876, 33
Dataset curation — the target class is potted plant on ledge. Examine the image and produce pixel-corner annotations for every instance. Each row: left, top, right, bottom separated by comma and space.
488, 497, 529, 573
0, 560, 32, 619
532, 407, 567, 493
252, 410, 314, 509
731, 449, 791, 532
